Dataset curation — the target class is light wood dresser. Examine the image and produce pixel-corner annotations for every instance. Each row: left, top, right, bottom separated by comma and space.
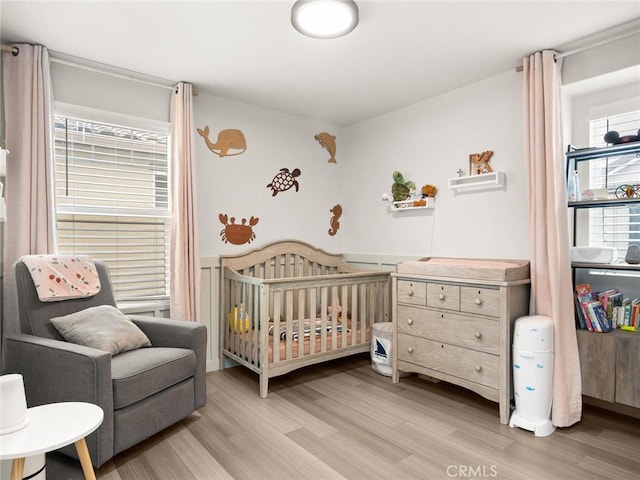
391, 257, 530, 424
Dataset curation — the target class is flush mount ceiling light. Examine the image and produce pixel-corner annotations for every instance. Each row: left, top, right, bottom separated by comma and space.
291, 0, 359, 39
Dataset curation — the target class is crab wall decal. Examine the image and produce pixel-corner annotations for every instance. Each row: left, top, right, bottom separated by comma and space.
219, 214, 259, 245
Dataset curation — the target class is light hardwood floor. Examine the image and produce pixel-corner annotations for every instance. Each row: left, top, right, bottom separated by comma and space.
47, 354, 640, 480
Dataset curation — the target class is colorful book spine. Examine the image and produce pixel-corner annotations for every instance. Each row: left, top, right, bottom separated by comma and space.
591, 301, 613, 333
586, 301, 603, 332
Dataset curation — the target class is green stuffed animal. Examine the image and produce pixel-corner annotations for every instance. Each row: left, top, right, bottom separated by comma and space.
391, 171, 416, 201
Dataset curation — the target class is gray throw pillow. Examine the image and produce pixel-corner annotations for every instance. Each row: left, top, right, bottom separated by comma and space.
51, 305, 151, 355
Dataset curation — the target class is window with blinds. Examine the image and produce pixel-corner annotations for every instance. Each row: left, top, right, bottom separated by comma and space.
586, 109, 640, 261
54, 114, 170, 300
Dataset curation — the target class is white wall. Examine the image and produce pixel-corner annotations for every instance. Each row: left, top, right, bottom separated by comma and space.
193, 93, 345, 258
341, 70, 530, 260
195, 69, 532, 264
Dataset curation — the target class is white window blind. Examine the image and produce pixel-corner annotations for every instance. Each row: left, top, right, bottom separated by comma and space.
54, 114, 170, 300
587, 110, 640, 261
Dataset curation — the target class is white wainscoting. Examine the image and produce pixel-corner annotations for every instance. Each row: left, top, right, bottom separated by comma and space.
341, 253, 417, 272
198, 253, 417, 373
200, 257, 220, 372
119, 301, 170, 318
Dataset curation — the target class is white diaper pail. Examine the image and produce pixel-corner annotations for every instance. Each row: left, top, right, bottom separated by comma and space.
509, 315, 555, 437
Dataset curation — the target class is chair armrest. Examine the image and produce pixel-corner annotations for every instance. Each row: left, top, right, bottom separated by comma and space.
3, 333, 113, 407
128, 315, 207, 409
2, 333, 115, 465
127, 315, 206, 349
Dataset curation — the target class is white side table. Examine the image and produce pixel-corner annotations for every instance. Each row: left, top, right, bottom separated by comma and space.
0, 402, 103, 480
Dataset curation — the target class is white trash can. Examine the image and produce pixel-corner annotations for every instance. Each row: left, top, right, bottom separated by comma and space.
371, 322, 393, 376
509, 315, 555, 437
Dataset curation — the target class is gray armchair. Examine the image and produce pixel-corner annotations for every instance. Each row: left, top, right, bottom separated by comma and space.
2, 260, 207, 467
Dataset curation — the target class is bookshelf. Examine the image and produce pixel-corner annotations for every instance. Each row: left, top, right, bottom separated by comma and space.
567, 142, 640, 410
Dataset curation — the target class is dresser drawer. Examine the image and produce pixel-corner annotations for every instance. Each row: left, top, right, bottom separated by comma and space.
460, 286, 500, 317
426, 283, 460, 311
397, 306, 499, 354
397, 280, 427, 306
397, 334, 499, 388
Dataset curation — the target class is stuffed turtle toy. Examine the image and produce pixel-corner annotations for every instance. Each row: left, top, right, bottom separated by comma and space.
391, 171, 416, 202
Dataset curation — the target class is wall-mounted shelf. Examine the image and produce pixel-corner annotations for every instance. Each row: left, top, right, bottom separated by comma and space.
448, 171, 505, 190
388, 197, 435, 212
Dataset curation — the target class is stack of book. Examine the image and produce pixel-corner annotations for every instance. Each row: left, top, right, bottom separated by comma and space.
575, 284, 639, 333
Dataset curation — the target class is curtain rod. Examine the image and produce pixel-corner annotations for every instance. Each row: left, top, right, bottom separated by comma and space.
49, 55, 177, 92
48, 53, 198, 95
2, 44, 197, 94
0, 44, 20, 56
515, 27, 640, 72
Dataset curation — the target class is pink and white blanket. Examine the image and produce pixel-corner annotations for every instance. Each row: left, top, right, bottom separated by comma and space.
20, 255, 101, 302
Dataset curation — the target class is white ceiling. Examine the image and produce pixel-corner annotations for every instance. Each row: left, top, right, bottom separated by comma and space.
1, 1, 639, 126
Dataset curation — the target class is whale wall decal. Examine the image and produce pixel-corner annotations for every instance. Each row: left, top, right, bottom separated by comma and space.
197, 126, 247, 157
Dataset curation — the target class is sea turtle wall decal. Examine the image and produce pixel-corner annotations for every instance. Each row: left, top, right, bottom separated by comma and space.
266, 168, 301, 196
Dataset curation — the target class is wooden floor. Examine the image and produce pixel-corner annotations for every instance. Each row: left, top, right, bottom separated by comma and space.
46, 354, 640, 480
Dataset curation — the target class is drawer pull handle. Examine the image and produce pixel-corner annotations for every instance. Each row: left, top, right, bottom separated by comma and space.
475, 298, 482, 305
407, 318, 413, 325
408, 290, 414, 297
475, 365, 482, 372
474, 331, 482, 339
438, 293, 445, 301
407, 347, 414, 354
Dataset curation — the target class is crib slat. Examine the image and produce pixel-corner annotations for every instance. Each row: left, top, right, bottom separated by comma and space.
309, 288, 317, 355
285, 289, 294, 360
331, 285, 338, 350
359, 282, 364, 343
273, 292, 281, 363
320, 287, 328, 353
251, 282, 260, 367
341, 284, 349, 347
297, 289, 306, 359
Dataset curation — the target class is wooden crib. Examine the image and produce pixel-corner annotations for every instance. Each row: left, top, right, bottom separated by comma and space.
219, 240, 391, 397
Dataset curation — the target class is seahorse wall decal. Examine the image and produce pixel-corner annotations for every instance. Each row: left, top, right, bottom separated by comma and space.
315, 132, 337, 163
328, 204, 342, 236
197, 126, 247, 157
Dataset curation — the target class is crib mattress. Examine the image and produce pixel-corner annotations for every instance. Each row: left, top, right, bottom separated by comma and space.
228, 324, 370, 364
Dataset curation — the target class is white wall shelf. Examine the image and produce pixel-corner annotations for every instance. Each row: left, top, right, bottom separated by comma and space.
387, 197, 435, 212
448, 171, 505, 191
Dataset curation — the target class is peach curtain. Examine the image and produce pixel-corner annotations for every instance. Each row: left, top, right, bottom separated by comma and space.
522, 50, 581, 427
170, 82, 200, 322
2, 44, 57, 338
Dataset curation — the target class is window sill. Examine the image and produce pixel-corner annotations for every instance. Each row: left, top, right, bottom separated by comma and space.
118, 299, 170, 317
